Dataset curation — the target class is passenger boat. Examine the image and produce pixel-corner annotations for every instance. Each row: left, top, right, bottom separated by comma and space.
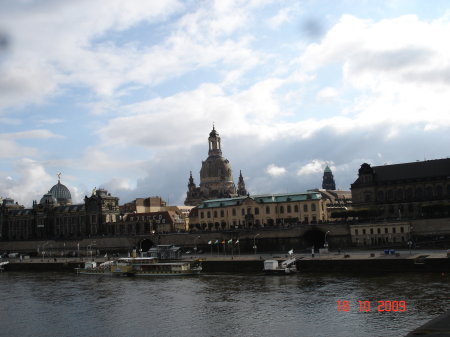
76, 257, 202, 276
263, 257, 297, 275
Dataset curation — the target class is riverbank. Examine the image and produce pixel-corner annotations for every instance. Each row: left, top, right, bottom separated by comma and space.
2, 251, 450, 273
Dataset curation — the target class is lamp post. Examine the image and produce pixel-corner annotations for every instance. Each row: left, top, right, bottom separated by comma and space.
253, 233, 260, 255
324, 231, 330, 248
194, 235, 200, 254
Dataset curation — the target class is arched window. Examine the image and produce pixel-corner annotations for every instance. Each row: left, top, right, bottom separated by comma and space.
287, 205, 291, 213
303, 204, 308, 212
241, 208, 245, 215
294, 205, 299, 212
311, 203, 316, 211
266, 206, 270, 214
255, 207, 259, 215
280, 206, 284, 214
213, 210, 217, 217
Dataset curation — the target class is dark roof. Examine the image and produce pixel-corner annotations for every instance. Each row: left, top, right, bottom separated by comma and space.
373, 158, 450, 182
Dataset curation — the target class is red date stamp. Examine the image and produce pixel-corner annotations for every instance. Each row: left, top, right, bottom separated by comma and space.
337, 300, 407, 312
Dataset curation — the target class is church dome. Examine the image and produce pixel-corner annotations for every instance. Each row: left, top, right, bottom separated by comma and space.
49, 181, 72, 205
200, 156, 233, 181
39, 193, 57, 205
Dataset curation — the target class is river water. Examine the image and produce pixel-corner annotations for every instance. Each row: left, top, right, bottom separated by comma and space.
0, 271, 448, 337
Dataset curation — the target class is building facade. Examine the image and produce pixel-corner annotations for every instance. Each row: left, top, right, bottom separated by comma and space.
351, 159, 450, 219
185, 126, 247, 206
350, 222, 411, 247
0, 179, 120, 241
188, 192, 327, 231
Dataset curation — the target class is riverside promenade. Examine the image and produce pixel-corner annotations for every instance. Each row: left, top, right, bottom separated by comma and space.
2, 249, 450, 273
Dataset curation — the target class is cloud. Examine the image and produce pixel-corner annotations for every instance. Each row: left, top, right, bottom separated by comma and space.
316, 87, 339, 102
297, 159, 329, 176
266, 164, 286, 176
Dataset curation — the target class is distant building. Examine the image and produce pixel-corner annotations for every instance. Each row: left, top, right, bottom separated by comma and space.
188, 191, 327, 231
309, 189, 352, 220
120, 196, 167, 214
351, 158, 450, 219
322, 165, 336, 190
185, 126, 247, 206
0, 177, 120, 241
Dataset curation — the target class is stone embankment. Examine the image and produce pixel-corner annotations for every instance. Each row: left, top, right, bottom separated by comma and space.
2, 252, 450, 273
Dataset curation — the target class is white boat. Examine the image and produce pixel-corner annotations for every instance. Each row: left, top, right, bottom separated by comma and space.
76, 257, 202, 276
0, 261, 9, 272
264, 257, 297, 275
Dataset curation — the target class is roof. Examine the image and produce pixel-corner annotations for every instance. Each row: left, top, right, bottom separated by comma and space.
373, 158, 450, 182
198, 192, 322, 209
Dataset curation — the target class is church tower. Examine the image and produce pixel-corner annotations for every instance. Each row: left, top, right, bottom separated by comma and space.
237, 170, 247, 196
322, 165, 336, 190
185, 126, 246, 206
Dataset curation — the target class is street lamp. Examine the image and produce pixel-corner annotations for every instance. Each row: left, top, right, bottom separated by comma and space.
194, 235, 200, 254
253, 233, 260, 255
324, 231, 330, 248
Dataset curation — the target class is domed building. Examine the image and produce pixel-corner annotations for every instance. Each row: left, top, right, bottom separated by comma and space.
40, 174, 72, 206
185, 126, 247, 206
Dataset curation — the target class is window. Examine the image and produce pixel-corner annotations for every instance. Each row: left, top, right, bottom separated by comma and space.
355, 229, 359, 235
377, 228, 381, 234
207, 211, 211, 218
280, 206, 284, 214
241, 209, 245, 215
294, 205, 299, 212
232, 208, 236, 216
400, 227, 404, 233
311, 204, 316, 211
303, 204, 308, 212
370, 229, 374, 234
385, 228, 388, 234
266, 206, 270, 214
287, 205, 291, 213
362, 229, 366, 235
220, 210, 224, 217
200, 212, 204, 219
392, 228, 396, 234
213, 210, 217, 217
255, 208, 259, 215
247, 208, 251, 215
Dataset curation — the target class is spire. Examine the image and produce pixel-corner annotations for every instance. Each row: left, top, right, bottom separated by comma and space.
237, 170, 247, 196
188, 171, 196, 189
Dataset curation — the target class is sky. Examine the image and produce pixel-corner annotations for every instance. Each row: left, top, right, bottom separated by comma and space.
1, 0, 450, 207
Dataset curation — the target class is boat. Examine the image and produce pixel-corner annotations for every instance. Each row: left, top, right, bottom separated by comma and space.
263, 257, 298, 275
0, 261, 9, 272
76, 257, 202, 276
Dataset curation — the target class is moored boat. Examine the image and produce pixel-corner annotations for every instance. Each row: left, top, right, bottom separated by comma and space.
263, 257, 298, 275
76, 257, 202, 276
0, 261, 9, 272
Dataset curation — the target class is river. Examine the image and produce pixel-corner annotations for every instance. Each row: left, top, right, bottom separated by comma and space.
0, 271, 448, 337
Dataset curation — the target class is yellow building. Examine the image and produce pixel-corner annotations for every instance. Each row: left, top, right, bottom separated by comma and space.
188, 192, 327, 231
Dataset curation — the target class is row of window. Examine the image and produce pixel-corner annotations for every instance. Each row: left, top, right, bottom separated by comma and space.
375, 185, 450, 202
200, 204, 318, 219
354, 226, 407, 235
